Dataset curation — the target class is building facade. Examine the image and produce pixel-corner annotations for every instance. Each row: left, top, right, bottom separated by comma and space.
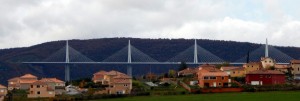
0, 84, 7, 101
290, 60, 300, 80
245, 70, 285, 85
197, 64, 230, 88
28, 80, 55, 98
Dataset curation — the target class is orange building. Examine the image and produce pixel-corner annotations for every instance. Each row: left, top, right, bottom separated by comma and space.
197, 65, 230, 88
243, 62, 262, 74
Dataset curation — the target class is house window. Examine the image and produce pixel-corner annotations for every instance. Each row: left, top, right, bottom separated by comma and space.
260, 75, 263, 78
233, 71, 235, 74
252, 66, 253, 67
204, 76, 209, 80
218, 83, 222, 86
269, 61, 272, 63
210, 76, 216, 80
222, 77, 225, 80
30, 91, 33, 94
124, 84, 128, 87
37, 85, 40, 88
268, 75, 271, 78
31, 85, 33, 88
265, 61, 267, 63
37, 91, 40, 95
298, 68, 299, 71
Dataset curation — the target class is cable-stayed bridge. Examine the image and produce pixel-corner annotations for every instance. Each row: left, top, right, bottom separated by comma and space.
23, 39, 293, 82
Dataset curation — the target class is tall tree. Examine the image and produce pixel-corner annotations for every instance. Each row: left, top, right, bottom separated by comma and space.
178, 61, 188, 71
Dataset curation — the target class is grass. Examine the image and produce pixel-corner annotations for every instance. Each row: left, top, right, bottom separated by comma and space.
90, 91, 300, 101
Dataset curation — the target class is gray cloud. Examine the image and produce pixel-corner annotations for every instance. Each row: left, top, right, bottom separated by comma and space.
0, 0, 299, 48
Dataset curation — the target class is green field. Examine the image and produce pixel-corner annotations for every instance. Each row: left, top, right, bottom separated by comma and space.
91, 91, 300, 101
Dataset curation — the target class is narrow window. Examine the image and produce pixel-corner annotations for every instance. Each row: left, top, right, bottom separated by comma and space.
37, 85, 40, 88
37, 91, 40, 94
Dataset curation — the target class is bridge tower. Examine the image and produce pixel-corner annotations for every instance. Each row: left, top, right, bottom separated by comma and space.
127, 40, 132, 77
265, 38, 269, 58
65, 40, 70, 82
194, 39, 198, 64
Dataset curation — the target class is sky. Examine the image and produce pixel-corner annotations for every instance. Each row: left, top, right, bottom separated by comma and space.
1, 0, 300, 49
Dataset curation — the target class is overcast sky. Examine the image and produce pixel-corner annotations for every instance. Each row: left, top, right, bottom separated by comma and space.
1, 0, 300, 49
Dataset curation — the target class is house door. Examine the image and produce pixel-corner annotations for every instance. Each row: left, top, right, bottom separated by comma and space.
213, 82, 216, 87
204, 83, 210, 87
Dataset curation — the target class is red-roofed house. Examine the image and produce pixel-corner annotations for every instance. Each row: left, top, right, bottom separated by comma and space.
245, 70, 285, 85
8, 74, 38, 90
28, 80, 55, 98
178, 68, 197, 76
92, 70, 107, 84
197, 64, 230, 88
93, 70, 132, 94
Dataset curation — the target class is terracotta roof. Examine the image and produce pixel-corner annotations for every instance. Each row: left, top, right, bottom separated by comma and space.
247, 70, 285, 75
8, 84, 20, 88
0, 84, 6, 89
220, 66, 240, 71
94, 70, 107, 75
178, 68, 197, 75
47, 78, 64, 83
106, 70, 126, 76
291, 60, 300, 64
20, 79, 37, 84
8, 77, 20, 81
113, 78, 131, 84
32, 80, 47, 85
113, 74, 131, 79
198, 65, 228, 76
275, 64, 289, 69
93, 71, 107, 80
20, 74, 37, 79
231, 67, 245, 71
201, 72, 228, 76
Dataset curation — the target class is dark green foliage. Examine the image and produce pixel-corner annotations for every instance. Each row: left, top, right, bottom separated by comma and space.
178, 61, 188, 71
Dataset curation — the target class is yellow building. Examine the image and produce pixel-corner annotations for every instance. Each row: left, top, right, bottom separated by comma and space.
243, 62, 262, 74
290, 60, 300, 80
220, 66, 245, 77
260, 57, 276, 69
27, 80, 55, 98
0, 84, 7, 101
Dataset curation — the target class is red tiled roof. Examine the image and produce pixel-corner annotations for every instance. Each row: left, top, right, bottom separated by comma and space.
178, 68, 197, 74
275, 64, 289, 69
220, 66, 240, 71
247, 70, 285, 75
106, 70, 126, 76
0, 84, 6, 89
20, 74, 37, 79
94, 70, 107, 75
20, 79, 37, 84
32, 80, 47, 85
291, 60, 300, 64
8, 77, 19, 82
198, 65, 228, 76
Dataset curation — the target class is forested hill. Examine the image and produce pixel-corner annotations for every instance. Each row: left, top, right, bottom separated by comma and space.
0, 38, 300, 85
